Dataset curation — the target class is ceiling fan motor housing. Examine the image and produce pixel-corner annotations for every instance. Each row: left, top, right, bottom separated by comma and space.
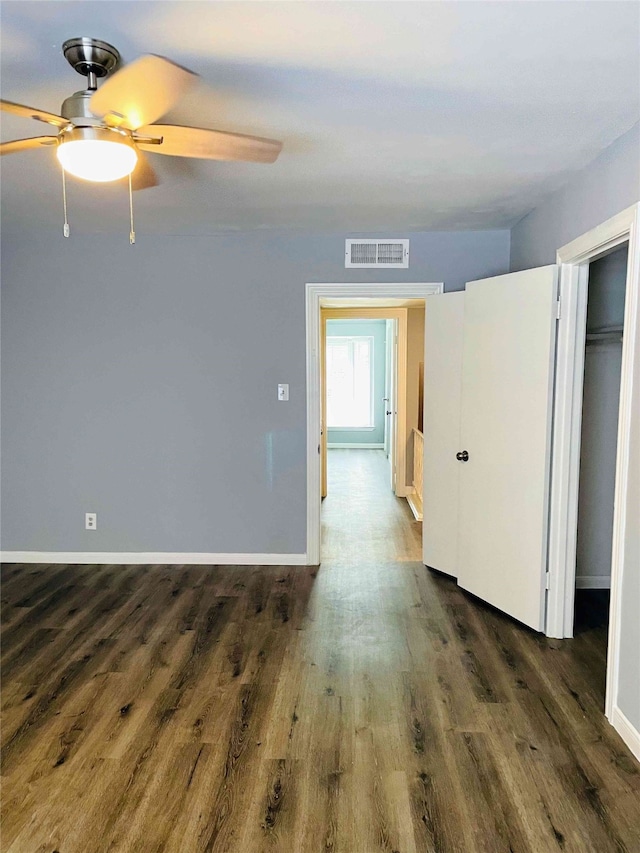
60, 90, 98, 122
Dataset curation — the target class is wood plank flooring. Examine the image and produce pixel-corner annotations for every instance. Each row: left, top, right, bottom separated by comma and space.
2, 449, 639, 852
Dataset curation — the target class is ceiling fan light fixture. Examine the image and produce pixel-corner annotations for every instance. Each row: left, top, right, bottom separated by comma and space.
2, 37, 283, 243
56, 126, 137, 182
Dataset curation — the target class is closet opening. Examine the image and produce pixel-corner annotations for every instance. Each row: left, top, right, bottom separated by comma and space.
573, 242, 628, 697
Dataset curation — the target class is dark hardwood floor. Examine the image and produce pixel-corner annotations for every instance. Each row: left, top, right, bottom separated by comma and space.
2, 450, 639, 852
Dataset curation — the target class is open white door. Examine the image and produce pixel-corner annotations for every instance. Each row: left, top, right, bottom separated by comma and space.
423, 292, 465, 577
457, 267, 558, 631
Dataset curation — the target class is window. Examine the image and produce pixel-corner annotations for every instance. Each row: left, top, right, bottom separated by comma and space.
326, 335, 374, 428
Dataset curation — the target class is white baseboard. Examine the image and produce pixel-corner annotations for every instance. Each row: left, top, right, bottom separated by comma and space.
406, 489, 423, 522
611, 705, 640, 764
0, 551, 309, 566
327, 443, 384, 449
576, 575, 611, 589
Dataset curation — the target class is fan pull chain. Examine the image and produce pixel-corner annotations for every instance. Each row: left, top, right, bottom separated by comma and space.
61, 166, 70, 238
128, 173, 135, 245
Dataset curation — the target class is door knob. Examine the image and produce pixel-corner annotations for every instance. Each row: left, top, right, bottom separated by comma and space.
456, 451, 469, 462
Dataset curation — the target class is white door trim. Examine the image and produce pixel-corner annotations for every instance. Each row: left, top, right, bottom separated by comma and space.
305, 282, 443, 565
548, 203, 640, 728
546, 262, 589, 638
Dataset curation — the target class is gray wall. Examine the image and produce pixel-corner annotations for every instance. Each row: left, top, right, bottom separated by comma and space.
510, 128, 640, 735
326, 319, 386, 446
0, 226, 509, 555
576, 247, 627, 585
510, 122, 640, 269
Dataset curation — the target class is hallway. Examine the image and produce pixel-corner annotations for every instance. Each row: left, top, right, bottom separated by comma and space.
1, 451, 638, 851
322, 448, 420, 563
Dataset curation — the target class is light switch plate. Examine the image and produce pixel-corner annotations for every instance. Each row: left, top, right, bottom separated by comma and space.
277, 383, 289, 401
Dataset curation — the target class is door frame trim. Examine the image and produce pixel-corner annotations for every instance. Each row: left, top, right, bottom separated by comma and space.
305, 282, 443, 565
548, 204, 640, 727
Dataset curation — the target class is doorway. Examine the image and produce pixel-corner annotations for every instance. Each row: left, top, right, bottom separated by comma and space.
305, 282, 444, 565
575, 248, 628, 591
573, 243, 628, 693
549, 203, 639, 753
321, 307, 408, 501
320, 304, 423, 560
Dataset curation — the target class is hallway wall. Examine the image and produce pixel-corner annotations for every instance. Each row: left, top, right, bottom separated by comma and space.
405, 304, 425, 481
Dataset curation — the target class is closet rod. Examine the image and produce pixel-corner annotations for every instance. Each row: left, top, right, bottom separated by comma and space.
586, 329, 623, 345
587, 324, 623, 335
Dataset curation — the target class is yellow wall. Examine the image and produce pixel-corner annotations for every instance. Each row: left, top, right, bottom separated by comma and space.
405, 304, 425, 483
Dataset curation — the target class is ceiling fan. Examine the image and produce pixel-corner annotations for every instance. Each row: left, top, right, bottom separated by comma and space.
0, 37, 283, 189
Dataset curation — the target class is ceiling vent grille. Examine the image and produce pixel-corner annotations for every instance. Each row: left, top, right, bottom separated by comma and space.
345, 239, 409, 268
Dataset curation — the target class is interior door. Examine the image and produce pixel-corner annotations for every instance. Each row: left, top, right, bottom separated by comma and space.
456, 266, 558, 631
387, 319, 398, 491
383, 319, 393, 458
422, 292, 465, 577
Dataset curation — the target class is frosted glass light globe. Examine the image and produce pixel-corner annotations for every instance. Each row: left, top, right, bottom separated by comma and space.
57, 127, 138, 182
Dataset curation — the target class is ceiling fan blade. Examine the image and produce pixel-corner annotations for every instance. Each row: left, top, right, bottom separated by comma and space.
136, 124, 283, 164
0, 136, 58, 155
89, 55, 197, 130
1, 99, 68, 128
119, 153, 160, 191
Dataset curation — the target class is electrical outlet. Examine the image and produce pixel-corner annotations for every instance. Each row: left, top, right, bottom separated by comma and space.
85, 512, 97, 531
278, 383, 289, 401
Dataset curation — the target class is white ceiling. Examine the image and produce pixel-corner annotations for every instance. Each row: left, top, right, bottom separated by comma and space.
1, 1, 638, 235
